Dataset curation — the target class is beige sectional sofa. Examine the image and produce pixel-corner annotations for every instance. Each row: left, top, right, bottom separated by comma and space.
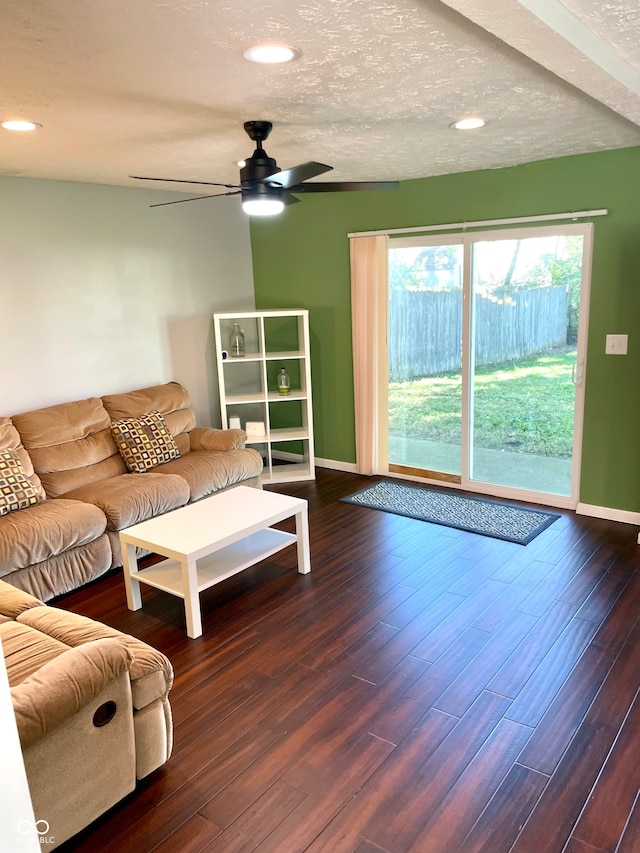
1, 380, 263, 601
1, 579, 174, 849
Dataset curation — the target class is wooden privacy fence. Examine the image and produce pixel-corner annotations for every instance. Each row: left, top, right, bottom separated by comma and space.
389, 286, 567, 380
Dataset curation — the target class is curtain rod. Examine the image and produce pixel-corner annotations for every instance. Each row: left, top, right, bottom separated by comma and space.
347, 208, 608, 238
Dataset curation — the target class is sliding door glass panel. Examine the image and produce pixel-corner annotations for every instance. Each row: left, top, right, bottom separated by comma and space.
388, 241, 464, 475
469, 234, 584, 495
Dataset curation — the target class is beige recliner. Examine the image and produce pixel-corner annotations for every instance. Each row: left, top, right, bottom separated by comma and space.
1, 580, 173, 849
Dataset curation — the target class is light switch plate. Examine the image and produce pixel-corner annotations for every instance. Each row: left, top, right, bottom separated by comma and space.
605, 334, 628, 355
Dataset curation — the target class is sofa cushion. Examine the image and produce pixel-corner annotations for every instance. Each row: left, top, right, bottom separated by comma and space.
102, 381, 196, 435
18, 606, 173, 711
0, 449, 42, 516
0, 578, 44, 618
0, 620, 69, 686
62, 472, 189, 531
11, 397, 127, 497
3, 535, 112, 602
0, 498, 107, 572
154, 448, 264, 501
110, 410, 180, 473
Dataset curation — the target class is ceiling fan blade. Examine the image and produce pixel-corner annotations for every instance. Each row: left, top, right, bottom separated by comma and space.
266, 162, 333, 189
288, 180, 399, 193
282, 194, 300, 206
150, 191, 241, 208
131, 175, 243, 190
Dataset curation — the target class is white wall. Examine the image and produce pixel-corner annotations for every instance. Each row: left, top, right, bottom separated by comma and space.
0, 638, 40, 852
0, 176, 255, 426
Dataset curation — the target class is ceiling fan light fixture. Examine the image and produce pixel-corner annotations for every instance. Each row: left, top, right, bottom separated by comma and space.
1, 119, 42, 132
451, 117, 485, 130
243, 43, 300, 64
242, 196, 285, 216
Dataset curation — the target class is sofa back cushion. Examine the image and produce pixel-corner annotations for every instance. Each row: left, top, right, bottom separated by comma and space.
11, 398, 126, 498
0, 417, 46, 501
102, 382, 196, 456
0, 620, 70, 686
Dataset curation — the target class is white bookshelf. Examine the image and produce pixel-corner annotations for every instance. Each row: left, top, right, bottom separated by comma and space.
213, 310, 315, 484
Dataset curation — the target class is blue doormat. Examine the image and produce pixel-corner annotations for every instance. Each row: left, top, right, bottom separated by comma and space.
341, 480, 560, 545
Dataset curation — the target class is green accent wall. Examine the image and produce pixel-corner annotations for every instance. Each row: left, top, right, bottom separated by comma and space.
250, 147, 640, 513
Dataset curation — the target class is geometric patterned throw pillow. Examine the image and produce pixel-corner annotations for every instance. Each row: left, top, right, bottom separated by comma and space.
0, 448, 42, 516
110, 409, 180, 473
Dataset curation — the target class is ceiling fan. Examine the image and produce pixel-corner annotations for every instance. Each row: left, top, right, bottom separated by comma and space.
130, 120, 399, 216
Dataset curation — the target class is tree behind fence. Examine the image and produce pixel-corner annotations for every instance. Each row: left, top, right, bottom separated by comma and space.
389, 286, 568, 380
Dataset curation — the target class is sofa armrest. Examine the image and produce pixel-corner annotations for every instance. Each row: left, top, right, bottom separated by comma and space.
0, 579, 44, 619
11, 638, 133, 749
18, 606, 173, 709
189, 426, 247, 452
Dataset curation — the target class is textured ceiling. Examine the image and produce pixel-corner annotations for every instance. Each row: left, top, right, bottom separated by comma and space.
1, 0, 639, 191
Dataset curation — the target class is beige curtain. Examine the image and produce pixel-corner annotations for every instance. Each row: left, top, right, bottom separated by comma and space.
349, 234, 388, 475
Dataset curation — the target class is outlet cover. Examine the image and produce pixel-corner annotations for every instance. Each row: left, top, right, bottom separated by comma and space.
605, 334, 628, 355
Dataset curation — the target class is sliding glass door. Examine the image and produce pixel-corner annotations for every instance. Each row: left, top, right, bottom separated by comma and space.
388, 238, 464, 480
387, 224, 592, 505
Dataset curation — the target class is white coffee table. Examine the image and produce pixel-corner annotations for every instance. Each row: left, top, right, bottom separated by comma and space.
119, 485, 310, 638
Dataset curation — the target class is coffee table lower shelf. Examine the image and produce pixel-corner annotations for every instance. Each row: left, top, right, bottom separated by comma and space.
134, 528, 297, 596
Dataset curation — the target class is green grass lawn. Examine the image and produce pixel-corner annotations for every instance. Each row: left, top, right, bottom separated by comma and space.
388, 349, 576, 458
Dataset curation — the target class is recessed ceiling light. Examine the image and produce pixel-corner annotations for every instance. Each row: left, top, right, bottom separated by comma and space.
243, 43, 300, 64
1, 119, 42, 132
450, 117, 485, 130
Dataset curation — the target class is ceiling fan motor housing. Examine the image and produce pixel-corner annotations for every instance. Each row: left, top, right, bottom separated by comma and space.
240, 126, 283, 203
240, 154, 283, 203
240, 152, 281, 186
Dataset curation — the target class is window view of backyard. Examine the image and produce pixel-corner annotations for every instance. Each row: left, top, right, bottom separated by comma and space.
388, 233, 585, 495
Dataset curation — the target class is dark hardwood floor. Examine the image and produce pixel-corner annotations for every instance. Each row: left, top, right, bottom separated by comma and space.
56, 469, 640, 852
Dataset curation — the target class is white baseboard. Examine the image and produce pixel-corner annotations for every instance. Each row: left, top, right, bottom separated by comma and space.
576, 502, 640, 526
315, 457, 358, 473
271, 450, 303, 462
